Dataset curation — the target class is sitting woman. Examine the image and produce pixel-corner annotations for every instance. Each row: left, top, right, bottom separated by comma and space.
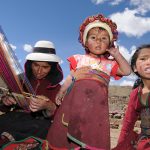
0, 40, 63, 147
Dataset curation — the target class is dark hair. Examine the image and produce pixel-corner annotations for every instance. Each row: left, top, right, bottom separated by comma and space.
132, 78, 143, 89
25, 60, 63, 86
131, 44, 150, 88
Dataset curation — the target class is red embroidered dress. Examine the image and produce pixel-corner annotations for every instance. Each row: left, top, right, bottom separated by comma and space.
47, 54, 121, 150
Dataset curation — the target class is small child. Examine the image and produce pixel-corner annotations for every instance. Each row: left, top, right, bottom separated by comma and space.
113, 44, 150, 150
47, 14, 131, 150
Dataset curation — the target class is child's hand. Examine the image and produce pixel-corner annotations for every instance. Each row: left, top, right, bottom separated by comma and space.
106, 46, 120, 58
55, 91, 65, 106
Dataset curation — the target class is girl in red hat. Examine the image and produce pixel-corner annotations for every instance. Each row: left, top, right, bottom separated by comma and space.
47, 14, 131, 150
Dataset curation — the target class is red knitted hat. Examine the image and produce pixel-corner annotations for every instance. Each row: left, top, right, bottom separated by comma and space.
79, 14, 118, 48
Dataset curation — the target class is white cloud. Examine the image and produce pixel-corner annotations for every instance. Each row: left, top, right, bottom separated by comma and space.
23, 44, 33, 53
91, 0, 123, 5
59, 59, 64, 65
111, 43, 134, 62
119, 79, 134, 86
10, 44, 16, 51
91, 0, 106, 4
129, 45, 137, 62
110, 0, 123, 5
110, 74, 136, 86
18, 59, 22, 63
118, 44, 131, 62
130, 0, 150, 14
109, 43, 138, 86
119, 45, 137, 64
125, 73, 137, 80
110, 8, 150, 37
91, 0, 150, 14
110, 76, 136, 86
130, 45, 136, 55
91, 1, 150, 37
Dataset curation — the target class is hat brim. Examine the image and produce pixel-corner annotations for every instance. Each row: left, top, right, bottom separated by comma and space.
26, 53, 61, 63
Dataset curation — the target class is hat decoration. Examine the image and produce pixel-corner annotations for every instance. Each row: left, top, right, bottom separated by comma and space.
79, 14, 118, 48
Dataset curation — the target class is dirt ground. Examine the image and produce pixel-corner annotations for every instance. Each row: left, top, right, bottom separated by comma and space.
111, 127, 120, 148
110, 118, 122, 148
110, 118, 141, 149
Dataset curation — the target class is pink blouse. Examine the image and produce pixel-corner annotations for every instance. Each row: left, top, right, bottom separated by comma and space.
67, 54, 121, 81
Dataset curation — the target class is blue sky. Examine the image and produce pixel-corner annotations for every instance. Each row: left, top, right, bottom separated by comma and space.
0, 0, 150, 86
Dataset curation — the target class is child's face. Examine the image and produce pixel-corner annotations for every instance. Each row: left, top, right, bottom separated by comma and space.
134, 48, 150, 80
85, 27, 110, 57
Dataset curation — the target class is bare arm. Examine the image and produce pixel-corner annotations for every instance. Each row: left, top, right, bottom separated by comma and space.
55, 66, 92, 105
55, 72, 73, 105
107, 47, 131, 76
59, 74, 73, 94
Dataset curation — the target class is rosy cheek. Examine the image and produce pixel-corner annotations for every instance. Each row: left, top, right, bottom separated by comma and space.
87, 40, 94, 46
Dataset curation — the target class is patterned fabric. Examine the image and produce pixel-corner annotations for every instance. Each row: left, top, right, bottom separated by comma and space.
1, 136, 49, 150
68, 54, 120, 80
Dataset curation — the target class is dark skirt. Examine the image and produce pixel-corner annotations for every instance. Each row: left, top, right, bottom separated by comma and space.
0, 111, 51, 140
47, 79, 110, 150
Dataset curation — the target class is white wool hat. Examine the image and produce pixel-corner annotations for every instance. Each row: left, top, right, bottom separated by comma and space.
83, 20, 113, 45
26, 40, 61, 63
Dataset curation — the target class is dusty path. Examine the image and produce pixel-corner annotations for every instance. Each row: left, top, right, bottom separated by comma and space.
110, 118, 141, 149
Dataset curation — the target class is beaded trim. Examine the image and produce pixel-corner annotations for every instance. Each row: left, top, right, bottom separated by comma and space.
79, 14, 118, 48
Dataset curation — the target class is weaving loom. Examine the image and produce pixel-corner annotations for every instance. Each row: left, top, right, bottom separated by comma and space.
0, 26, 35, 110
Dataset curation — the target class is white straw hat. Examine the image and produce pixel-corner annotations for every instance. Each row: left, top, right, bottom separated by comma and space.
26, 40, 61, 63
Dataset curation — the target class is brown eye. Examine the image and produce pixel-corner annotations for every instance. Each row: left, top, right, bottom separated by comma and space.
139, 57, 146, 61
88, 34, 96, 40
101, 36, 109, 41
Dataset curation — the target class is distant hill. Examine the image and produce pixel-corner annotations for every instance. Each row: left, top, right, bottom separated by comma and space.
109, 85, 132, 97
108, 86, 132, 113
